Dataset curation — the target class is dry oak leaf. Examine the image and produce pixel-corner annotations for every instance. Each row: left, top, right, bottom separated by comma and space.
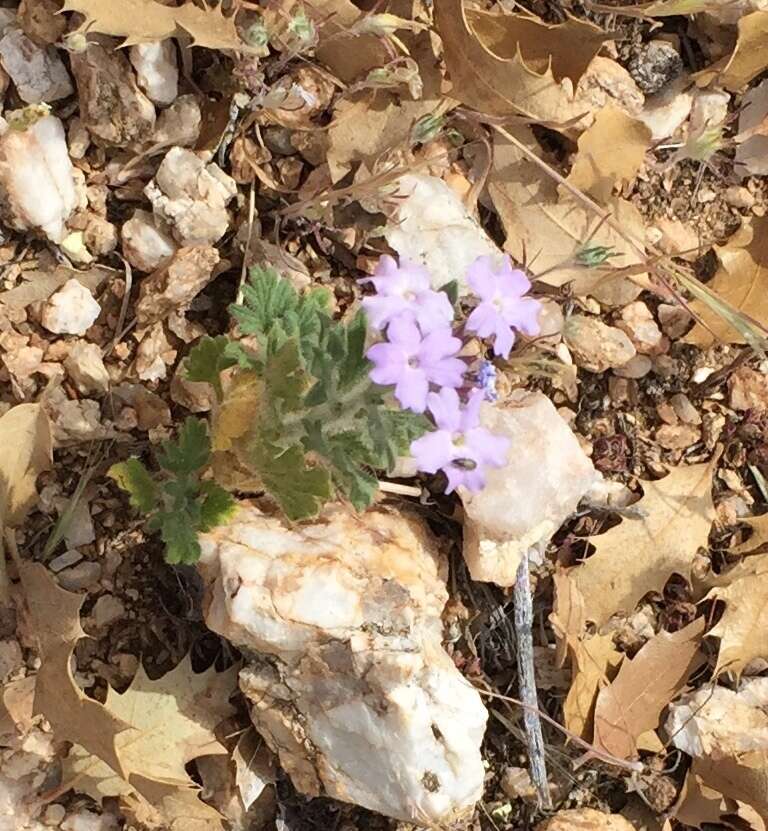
106, 655, 237, 784
489, 125, 647, 305
433, 0, 606, 124
707, 570, 768, 677
565, 107, 652, 203
563, 632, 624, 740
61, 0, 250, 50
694, 11, 768, 92
675, 772, 733, 830
19, 562, 136, 778
586, 0, 739, 16
566, 460, 715, 627
0, 403, 52, 529
692, 755, 768, 826
592, 617, 706, 760
685, 216, 768, 347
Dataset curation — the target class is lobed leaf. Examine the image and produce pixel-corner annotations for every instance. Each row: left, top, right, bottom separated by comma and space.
108, 459, 157, 513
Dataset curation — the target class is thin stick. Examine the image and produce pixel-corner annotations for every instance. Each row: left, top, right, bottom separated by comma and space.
514, 548, 553, 809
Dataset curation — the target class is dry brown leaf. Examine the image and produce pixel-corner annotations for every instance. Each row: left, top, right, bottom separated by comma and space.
733, 515, 768, 557
565, 107, 652, 203
464, 8, 608, 86
21, 562, 231, 826
0, 266, 109, 311
592, 618, 705, 760
693, 756, 768, 825
62, 0, 249, 50
551, 568, 587, 667
433, 0, 596, 124
563, 633, 624, 740
107, 655, 237, 784
307, 0, 391, 84
708, 571, 768, 677
586, 0, 737, 16
20, 562, 136, 778
694, 11, 768, 92
563, 461, 715, 627
675, 772, 731, 829
685, 217, 768, 347
489, 125, 647, 304
0, 403, 52, 529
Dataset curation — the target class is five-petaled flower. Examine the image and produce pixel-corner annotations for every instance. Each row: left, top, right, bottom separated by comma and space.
410, 388, 510, 493
366, 318, 465, 413
361, 255, 454, 334
465, 256, 541, 358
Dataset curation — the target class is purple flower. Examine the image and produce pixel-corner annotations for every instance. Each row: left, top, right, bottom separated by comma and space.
366, 318, 465, 413
465, 256, 541, 359
361, 255, 454, 333
410, 388, 510, 493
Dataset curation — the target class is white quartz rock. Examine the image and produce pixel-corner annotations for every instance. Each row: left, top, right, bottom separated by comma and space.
0, 27, 73, 104
0, 114, 77, 242
384, 173, 500, 293
145, 147, 237, 246
129, 41, 178, 107
461, 391, 600, 586
41, 279, 100, 336
666, 678, 768, 759
64, 341, 110, 395
121, 209, 177, 272
199, 505, 487, 826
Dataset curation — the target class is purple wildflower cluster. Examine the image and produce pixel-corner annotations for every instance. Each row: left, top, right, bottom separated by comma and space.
362, 254, 542, 494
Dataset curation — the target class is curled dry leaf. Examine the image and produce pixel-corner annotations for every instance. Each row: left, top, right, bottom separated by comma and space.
0, 403, 52, 528
434, 0, 606, 124
685, 216, 768, 347
707, 565, 768, 677
591, 617, 705, 760
489, 125, 647, 303
562, 633, 623, 740
558, 460, 715, 628
62, 0, 250, 50
694, 11, 768, 92
565, 107, 652, 203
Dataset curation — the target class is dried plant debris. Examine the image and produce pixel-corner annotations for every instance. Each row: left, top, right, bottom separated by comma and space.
1, 0, 768, 829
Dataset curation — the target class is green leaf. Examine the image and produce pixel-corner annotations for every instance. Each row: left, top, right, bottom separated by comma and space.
367, 406, 430, 471
338, 310, 369, 390
160, 510, 202, 565
199, 482, 236, 531
331, 462, 378, 511
230, 266, 331, 367
231, 267, 299, 339
439, 279, 460, 307
251, 437, 332, 521
263, 339, 306, 413
158, 417, 210, 476
108, 459, 157, 513
186, 336, 237, 398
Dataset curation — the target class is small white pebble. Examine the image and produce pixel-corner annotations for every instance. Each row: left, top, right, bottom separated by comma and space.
692, 367, 715, 384
41, 278, 101, 336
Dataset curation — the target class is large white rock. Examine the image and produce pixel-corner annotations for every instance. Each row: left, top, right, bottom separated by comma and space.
384, 174, 500, 293
145, 147, 237, 246
0, 113, 77, 242
461, 391, 600, 586
199, 504, 487, 826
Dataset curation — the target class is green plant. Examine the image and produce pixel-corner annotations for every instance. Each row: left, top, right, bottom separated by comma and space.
111, 267, 429, 563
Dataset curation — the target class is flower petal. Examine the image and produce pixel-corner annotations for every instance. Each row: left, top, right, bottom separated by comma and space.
426, 387, 462, 432
465, 427, 510, 467
416, 289, 454, 333
410, 429, 456, 473
466, 302, 501, 339
367, 342, 406, 385
427, 356, 466, 388
466, 256, 499, 300
362, 295, 411, 330
492, 324, 515, 359
394, 367, 429, 412
387, 316, 422, 354
459, 389, 484, 432
418, 328, 462, 364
